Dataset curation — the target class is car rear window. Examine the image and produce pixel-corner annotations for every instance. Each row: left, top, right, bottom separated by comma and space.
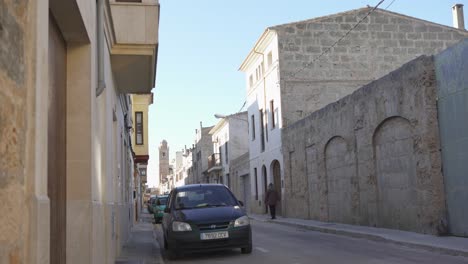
174, 186, 237, 210
158, 198, 167, 205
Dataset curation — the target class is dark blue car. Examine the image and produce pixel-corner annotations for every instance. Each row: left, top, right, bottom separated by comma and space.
162, 184, 252, 259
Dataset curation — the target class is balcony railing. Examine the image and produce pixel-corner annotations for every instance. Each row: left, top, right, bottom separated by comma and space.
207, 153, 222, 172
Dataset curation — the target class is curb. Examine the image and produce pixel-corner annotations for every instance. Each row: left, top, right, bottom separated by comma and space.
152, 225, 166, 264
250, 216, 468, 258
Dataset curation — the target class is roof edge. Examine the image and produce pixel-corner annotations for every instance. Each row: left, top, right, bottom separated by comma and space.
239, 29, 276, 71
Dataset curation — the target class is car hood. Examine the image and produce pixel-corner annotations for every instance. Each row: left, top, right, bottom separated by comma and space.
174, 206, 245, 224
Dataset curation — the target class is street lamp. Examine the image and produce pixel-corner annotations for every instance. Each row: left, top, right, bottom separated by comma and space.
214, 113, 248, 123
214, 114, 227, 119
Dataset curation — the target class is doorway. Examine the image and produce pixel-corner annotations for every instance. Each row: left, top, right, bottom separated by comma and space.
241, 174, 251, 213
271, 160, 282, 216
262, 165, 268, 213
48, 14, 67, 264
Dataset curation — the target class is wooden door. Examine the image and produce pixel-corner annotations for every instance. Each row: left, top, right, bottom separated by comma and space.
48, 14, 67, 264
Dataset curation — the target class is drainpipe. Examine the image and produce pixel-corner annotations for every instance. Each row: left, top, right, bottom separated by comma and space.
96, 0, 106, 96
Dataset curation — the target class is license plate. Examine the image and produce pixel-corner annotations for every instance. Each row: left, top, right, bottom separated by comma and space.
200, 231, 229, 240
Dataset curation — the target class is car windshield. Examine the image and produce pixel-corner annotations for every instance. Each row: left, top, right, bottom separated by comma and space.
174, 186, 237, 210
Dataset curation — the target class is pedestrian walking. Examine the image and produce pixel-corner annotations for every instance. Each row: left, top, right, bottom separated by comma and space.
265, 183, 280, 219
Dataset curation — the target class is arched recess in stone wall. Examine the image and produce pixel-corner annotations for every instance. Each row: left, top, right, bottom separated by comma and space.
373, 116, 417, 231
324, 136, 356, 224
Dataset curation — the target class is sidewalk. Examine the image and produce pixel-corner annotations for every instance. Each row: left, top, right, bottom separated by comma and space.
115, 210, 164, 264
249, 213, 468, 258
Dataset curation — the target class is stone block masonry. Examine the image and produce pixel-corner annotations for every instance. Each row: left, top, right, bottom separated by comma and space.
282, 55, 446, 235
273, 8, 468, 127
0, 1, 30, 263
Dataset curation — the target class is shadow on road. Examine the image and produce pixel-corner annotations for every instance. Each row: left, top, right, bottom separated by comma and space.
152, 223, 246, 263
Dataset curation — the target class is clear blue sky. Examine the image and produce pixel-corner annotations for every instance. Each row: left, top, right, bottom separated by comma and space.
147, 0, 467, 187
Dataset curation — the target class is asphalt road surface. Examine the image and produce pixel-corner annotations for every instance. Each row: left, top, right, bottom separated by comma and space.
154, 219, 468, 264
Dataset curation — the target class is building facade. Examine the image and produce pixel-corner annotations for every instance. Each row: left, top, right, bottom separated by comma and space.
435, 38, 468, 237
158, 140, 170, 193
188, 123, 214, 184
240, 6, 468, 216
282, 39, 468, 236
181, 147, 194, 186
0, 0, 159, 263
229, 153, 251, 213
208, 112, 249, 187
158, 140, 169, 184
131, 93, 153, 222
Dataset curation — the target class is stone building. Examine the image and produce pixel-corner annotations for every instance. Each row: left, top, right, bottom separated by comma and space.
187, 123, 214, 184
0, 0, 159, 263
282, 55, 442, 234
239, 6, 468, 216
282, 39, 468, 236
208, 112, 249, 186
174, 146, 193, 187
158, 140, 169, 187
229, 153, 251, 213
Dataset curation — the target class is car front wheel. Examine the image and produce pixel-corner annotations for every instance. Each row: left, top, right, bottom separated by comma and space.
241, 243, 252, 254
166, 248, 178, 260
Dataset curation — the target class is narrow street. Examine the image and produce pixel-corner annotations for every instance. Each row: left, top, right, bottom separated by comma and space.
154, 220, 468, 264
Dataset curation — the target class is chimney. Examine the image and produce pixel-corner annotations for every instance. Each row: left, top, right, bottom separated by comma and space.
452, 4, 465, 30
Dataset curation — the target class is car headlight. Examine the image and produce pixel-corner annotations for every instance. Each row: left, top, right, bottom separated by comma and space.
172, 221, 192, 232
234, 216, 250, 227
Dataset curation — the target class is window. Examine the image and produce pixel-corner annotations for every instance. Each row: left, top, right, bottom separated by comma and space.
256, 63, 264, 81
251, 115, 256, 140
270, 100, 276, 129
225, 142, 229, 164
174, 186, 237, 209
260, 110, 265, 152
135, 112, 143, 145
249, 75, 253, 87
219, 146, 222, 164
267, 51, 273, 68
254, 168, 258, 200
162, 152, 166, 157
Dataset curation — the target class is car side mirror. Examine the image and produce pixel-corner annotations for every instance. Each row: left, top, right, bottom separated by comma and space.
164, 207, 170, 213
238, 200, 244, 206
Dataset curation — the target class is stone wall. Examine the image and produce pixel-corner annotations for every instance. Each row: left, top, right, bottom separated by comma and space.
282, 55, 446, 235
274, 8, 468, 127
0, 0, 33, 263
435, 39, 468, 236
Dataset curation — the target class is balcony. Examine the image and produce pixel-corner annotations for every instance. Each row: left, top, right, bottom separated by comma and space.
207, 153, 222, 173
107, 0, 160, 94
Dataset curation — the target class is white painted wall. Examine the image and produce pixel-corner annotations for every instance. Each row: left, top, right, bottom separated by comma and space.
244, 33, 285, 214
211, 113, 249, 188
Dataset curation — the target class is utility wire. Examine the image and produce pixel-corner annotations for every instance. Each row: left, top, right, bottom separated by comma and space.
288, 0, 386, 80
385, 0, 397, 9
238, 100, 247, 112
